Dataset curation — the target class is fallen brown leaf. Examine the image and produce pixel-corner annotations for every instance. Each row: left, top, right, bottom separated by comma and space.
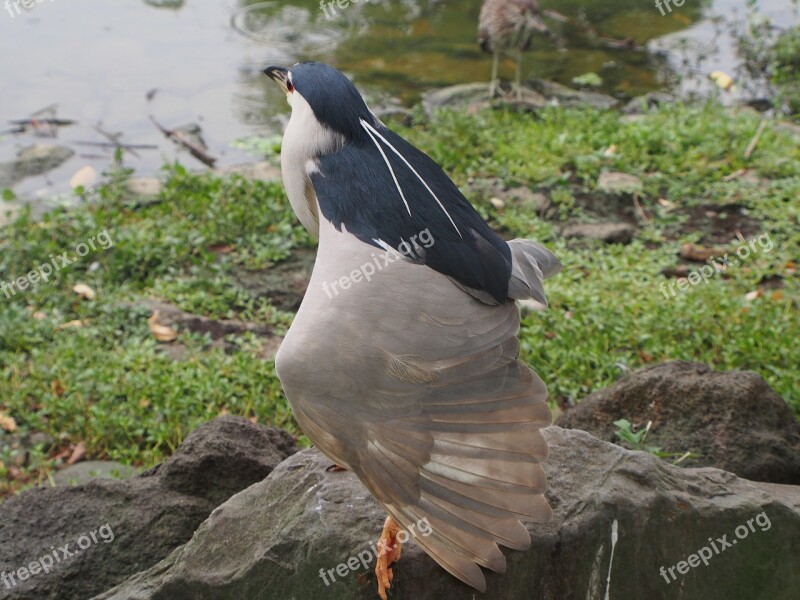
72, 283, 96, 301
58, 319, 88, 329
147, 310, 178, 342
680, 243, 724, 263
51, 380, 66, 397
67, 442, 87, 465
0, 412, 17, 433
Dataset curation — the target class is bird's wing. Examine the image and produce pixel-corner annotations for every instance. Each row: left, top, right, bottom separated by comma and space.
358, 302, 552, 592
278, 225, 552, 591
308, 122, 512, 304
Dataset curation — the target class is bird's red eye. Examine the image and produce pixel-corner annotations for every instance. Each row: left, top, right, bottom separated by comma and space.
287, 80, 294, 92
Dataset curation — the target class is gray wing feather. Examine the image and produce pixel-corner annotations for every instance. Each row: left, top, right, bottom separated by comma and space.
276, 223, 554, 591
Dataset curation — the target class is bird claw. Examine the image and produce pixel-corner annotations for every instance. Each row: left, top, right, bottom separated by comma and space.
375, 516, 403, 600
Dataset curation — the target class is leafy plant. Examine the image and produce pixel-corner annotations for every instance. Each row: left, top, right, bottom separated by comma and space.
613, 419, 696, 465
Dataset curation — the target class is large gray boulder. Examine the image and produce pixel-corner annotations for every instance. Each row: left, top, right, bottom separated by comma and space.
96, 427, 800, 600
557, 361, 800, 484
0, 417, 297, 600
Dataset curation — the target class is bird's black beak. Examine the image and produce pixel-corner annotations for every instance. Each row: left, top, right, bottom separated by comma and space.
264, 66, 290, 94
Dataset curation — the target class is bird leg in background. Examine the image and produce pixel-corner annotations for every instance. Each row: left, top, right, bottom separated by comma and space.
375, 516, 403, 600
489, 49, 500, 98
515, 49, 523, 101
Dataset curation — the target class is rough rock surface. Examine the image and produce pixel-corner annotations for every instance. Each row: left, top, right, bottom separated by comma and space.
562, 222, 637, 244
96, 427, 799, 600
0, 417, 297, 600
558, 361, 800, 484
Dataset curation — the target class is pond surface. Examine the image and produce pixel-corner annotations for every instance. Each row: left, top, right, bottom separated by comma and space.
0, 0, 796, 199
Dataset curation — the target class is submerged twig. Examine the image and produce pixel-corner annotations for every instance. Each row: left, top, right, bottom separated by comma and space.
149, 116, 217, 167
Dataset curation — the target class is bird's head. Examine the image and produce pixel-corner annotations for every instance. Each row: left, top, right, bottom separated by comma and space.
264, 62, 376, 149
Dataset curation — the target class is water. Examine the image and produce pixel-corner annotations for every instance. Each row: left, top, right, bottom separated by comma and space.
0, 0, 795, 199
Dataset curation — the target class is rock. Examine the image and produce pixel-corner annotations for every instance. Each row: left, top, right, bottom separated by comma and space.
421, 83, 546, 117
128, 299, 283, 360
562, 222, 637, 244
622, 91, 676, 114
95, 427, 800, 600
159, 415, 298, 506
597, 171, 644, 195
0, 145, 74, 188
0, 163, 16, 188
215, 161, 281, 182
53, 461, 137, 486
69, 165, 98, 189
125, 177, 163, 198
372, 105, 414, 126
557, 361, 800, 484
466, 178, 552, 215
0, 417, 297, 600
135, 300, 277, 342
527, 78, 618, 109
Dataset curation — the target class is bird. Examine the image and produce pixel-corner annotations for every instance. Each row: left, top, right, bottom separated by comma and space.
264, 62, 561, 598
478, 0, 550, 100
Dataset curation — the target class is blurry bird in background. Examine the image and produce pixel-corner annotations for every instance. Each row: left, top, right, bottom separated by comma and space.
479, 0, 550, 100
265, 62, 560, 598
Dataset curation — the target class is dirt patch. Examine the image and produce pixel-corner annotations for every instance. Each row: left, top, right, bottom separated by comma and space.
232, 247, 316, 312
672, 203, 762, 245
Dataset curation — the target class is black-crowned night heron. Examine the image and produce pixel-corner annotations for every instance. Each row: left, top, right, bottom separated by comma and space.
479, 0, 549, 100
265, 62, 560, 598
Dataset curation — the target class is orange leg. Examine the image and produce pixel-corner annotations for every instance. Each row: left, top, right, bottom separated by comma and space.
375, 516, 403, 600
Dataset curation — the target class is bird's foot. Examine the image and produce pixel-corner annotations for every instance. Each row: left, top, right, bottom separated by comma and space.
325, 464, 348, 472
375, 516, 403, 600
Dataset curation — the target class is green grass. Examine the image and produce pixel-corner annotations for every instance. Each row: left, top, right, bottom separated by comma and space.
1, 102, 797, 496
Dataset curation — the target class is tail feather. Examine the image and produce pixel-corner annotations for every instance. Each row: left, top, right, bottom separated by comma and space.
507, 239, 561, 305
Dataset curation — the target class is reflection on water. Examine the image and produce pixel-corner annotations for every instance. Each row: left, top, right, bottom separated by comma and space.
0, 0, 795, 199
